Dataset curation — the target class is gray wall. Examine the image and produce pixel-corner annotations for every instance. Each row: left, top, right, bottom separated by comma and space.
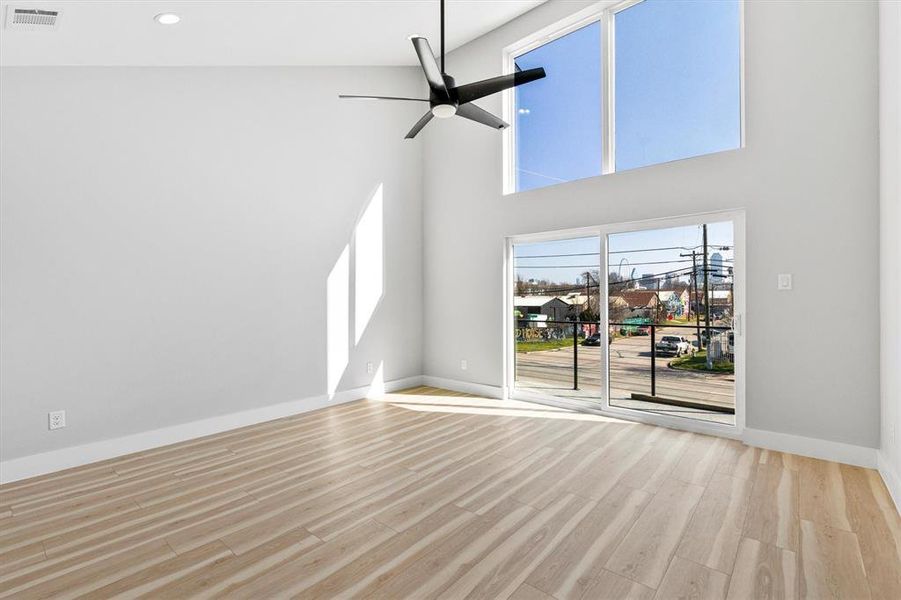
422, 0, 881, 447
0, 66, 424, 459
880, 0, 901, 487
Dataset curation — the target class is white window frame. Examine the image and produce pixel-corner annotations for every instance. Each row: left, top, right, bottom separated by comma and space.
502, 0, 746, 195
503, 209, 747, 439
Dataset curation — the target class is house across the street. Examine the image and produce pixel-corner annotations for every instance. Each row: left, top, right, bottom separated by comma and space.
513, 296, 571, 322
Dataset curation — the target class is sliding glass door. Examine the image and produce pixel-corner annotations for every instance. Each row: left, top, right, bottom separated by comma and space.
511, 236, 602, 409
508, 214, 743, 429
604, 221, 737, 426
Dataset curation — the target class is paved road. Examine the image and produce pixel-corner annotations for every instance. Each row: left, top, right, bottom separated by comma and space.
515, 326, 735, 411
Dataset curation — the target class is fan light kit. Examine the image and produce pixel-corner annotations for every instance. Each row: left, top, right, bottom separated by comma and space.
431, 104, 457, 119
154, 13, 180, 25
339, 0, 546, 138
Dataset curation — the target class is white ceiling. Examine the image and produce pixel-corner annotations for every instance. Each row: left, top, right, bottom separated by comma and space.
0, 1, 545, 66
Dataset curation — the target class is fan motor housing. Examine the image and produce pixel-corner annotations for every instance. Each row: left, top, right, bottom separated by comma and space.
430, 75, 458, 111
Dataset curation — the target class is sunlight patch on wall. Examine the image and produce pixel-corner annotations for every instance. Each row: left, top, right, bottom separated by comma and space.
354, 184, 384, 345
327, 244, 350, 398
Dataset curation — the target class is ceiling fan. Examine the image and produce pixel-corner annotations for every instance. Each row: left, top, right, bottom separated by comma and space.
339, 0, 546, 139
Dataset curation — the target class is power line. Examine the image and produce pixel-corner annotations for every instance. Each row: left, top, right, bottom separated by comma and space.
609, 243, 733, 254
515, 265, 601, 269
516, 168, 567, 183
605, 258, 734, 268
519, 259, 696, 268
516, 243, 733, 259
609, 258, 693, 267
519, 259, 732, 274
515, 259, 733, 270
608, 246, 694, 254
515, 252, 600, 259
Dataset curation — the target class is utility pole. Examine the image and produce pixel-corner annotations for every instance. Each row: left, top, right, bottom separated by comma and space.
686, 272, 692, 321
730, 273, 734, 318
655, 279, 662, 324
585, 271, 591, 312
680, 250, 703, 350
703, 224, 712, 368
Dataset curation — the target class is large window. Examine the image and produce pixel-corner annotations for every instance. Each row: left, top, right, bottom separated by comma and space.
507, 0, 742, 193
514, 22, 602, 193
615, 0, 741, 170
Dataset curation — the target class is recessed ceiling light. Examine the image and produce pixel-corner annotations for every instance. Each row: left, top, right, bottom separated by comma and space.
154, 13, 180, 25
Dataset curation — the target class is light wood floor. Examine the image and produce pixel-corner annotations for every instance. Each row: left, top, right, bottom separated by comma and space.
1, 387, 899, 599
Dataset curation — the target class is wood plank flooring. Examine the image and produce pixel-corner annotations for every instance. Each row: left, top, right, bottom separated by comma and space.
1, 386, 898, 599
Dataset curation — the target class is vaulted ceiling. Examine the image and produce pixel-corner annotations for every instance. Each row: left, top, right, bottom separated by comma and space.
0, 1, 545, 66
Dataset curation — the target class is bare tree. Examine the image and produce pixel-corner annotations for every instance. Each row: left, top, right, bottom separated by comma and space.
515, 275, 526, 296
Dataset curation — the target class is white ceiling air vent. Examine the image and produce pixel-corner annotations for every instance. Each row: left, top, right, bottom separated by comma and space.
6, 7, 61, 31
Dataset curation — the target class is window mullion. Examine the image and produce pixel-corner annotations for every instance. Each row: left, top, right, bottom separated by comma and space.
503, 50, 516, 195
602, 7, 616, 175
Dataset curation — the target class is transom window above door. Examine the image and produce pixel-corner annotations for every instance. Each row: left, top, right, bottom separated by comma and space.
504, 0, 743, 194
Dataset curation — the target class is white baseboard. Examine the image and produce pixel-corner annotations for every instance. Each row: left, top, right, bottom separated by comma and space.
421, 375, 505, 399
4, 371, 893, 515
742, 427, 877, 468
877, 451, 901, 515
0, 375, 423, 485
421, 377, 882, 471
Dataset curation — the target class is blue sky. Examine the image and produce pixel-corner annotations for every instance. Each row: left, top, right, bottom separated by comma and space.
514, 236, 601, 287
514, 221, 734, 287
514, 0, 741, 191
515, 21, 602, 192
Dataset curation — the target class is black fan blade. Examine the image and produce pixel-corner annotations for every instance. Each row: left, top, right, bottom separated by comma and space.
339, 95, 429, 102
454, 67, 546, 105
411, 37, 449, 96
456, 103, 509, 130
405, 111, 434, 139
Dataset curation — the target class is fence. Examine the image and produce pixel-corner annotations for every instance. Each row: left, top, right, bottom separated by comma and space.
515, 319, 733, 413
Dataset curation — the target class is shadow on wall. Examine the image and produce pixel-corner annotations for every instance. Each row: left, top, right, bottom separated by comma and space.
327, 183, 386, 399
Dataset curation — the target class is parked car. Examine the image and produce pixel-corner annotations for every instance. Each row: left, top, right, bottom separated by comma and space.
621, 326, 650, 336
582, 333, 601, 346
656, 335, 691, 356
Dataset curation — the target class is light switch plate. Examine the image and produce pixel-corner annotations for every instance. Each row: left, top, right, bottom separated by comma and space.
777, 273, 793, 290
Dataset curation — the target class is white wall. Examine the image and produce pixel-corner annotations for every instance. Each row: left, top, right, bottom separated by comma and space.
422, 0, 881, 449
879, 0, 901, 506
0, 66, 424, 461
0, 1, 888, 478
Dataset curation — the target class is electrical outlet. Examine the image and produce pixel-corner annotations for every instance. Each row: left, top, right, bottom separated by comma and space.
48, 410, 66, 430
366, 361, 374, 375
777, 273, 793, 291
461, 359, 468, 371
